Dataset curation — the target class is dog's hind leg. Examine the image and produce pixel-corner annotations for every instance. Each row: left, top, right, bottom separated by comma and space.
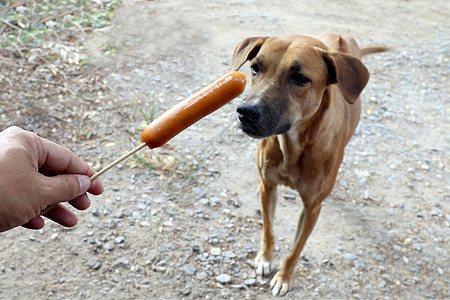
255, 179, 278, 277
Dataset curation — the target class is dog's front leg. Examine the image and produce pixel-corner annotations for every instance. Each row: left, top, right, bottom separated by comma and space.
255, 179, 278, 277
270, 201, 322, 296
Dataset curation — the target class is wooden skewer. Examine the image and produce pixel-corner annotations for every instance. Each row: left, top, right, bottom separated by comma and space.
89, 142, 147, 181
40, 142, 148, 215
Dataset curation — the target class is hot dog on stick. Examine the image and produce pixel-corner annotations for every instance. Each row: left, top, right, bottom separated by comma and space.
41, 71, 246, 215
90, 71, 246, 181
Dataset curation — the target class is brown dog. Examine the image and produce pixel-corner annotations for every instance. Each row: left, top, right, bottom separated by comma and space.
231, 33, 387, 295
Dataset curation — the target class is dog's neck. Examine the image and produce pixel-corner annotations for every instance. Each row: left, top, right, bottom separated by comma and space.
275, 88, 334, 180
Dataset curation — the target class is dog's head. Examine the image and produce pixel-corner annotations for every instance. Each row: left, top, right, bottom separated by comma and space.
232, 35, 369, 138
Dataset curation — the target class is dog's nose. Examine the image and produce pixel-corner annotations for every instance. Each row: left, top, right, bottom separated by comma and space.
237, 103, 261, 124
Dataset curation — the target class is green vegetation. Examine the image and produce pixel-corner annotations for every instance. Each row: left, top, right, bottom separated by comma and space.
0, 0, 121, 54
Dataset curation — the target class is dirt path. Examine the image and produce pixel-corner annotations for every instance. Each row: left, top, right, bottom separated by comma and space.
1, 0, 448, 299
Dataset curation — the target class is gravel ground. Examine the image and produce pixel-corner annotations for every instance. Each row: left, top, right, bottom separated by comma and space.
1, 0, 449, 299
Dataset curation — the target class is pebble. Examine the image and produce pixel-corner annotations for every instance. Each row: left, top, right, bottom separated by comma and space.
114, 236, 126, 244
381, 274, 393, 283
216, 274, 231, 284
210, 197, 220, 207
223, 251, 237, 258
375, 255, 385, 262
210, 247, 221, 256
192, 244, 201, 254
183, 264, 196, 276
140, 221, 150, 227
114, 211, 124, 218
196, 272, 208, 281
104, 242, 114, 251
88, 260, 102, 270
344, 253, 358, 264
244, 278, 256, 286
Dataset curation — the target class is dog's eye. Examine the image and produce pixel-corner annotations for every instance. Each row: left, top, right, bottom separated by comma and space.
290, 73, 310, 85
250, 63, 260, 75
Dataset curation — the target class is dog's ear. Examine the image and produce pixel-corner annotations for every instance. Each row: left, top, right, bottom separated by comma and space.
322, 50, 370, 104
231, 37, 268, 71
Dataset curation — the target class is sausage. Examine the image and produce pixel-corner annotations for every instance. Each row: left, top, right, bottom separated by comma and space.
142, 71, 247, 148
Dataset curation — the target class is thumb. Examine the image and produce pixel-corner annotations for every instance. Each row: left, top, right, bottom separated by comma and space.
40, 174, 91, 205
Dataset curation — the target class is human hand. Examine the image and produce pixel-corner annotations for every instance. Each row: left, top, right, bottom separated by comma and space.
0, 126, 104, 232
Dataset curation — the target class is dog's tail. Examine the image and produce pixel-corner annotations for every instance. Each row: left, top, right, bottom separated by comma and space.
360, 45, 391, 56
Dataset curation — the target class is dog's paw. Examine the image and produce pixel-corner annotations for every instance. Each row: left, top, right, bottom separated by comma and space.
270, 272, 291, 296
254, 254, 275, 277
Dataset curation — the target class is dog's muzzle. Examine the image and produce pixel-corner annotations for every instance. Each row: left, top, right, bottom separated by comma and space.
237, 102, 291, 138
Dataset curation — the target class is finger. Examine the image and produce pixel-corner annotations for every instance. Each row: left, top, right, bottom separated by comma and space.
39, 174, 91, 206
43, 204, 78, 227
68, 193, 91, 211
37, 137, 93, 175
22, 216, 45, 230
88, 179, 104, 196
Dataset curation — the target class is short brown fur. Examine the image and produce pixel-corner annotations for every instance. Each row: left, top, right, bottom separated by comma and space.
232, 33, 388, 296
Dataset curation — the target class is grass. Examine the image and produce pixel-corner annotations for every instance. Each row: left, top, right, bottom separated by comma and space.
0, 0, 121, 55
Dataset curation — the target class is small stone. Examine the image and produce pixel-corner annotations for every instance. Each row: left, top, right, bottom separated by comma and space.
51, 233, 58, 241
181, 288, 192, 296
183, 264, 196, 276
163, 221, 173, 227
196, 272, 208, 281
233, 199, 243, 207
216, 274, 231, 284
244, 278, 256, 286
192, 244, 201, 254
210, 197, 220, 207
104, 243, 114, 251
381, 274, 393, 283
223, 251, 237, 258
88, 260, 102, 270
114, 236, 125, 244
375, 255, 385, 262
181, 235, 192, 241
198, 198, 209, 206
344, 253, 358, 264
114, 211, 124, 218
140, 221, 150, 227
404, 238, 413, 246
420, 164, 430, 170
210, 247, 221, 256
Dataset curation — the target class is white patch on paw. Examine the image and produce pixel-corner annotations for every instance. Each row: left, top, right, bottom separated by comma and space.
270, 273, 290, 296
254, 256, 274, 277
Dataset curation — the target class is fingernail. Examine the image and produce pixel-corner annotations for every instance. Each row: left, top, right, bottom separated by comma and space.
76, 175, 91, 195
